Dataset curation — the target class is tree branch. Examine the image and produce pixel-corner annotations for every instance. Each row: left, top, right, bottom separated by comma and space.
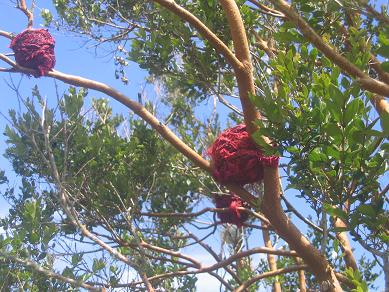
0, 30, 12, 39
282, 195, 335, 239
0, 252, 99, 291
296, 257, 307, 292
247, 0, 285, 18
151, 0, 243, 71
218, 2, 344, 288
122, 246, 298, 285
334, 217, 358, 271
0, 50, 259, 209
219, 0, 260, 135
262, 226, 282, 292
39, 99, 155, 292
363, 3, 389, 25
235, 265, 308, 292
16, 0, 34, 29
262, 167, 343, 290
270, 0, 389, 100
185, 229, 241, 284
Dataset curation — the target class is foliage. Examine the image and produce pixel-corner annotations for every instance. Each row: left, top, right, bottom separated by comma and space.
0, 0, 388, 290
1, 87, 211, 290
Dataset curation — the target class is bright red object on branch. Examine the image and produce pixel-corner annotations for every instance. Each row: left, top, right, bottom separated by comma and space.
207, 124, 279, 185
214, 194, 249, 226
10, 29, 56, 77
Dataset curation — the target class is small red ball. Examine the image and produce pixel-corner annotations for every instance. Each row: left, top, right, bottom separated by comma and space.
214, 194, 249, 226
207, 124, 279, 185
10, 28, 56, 77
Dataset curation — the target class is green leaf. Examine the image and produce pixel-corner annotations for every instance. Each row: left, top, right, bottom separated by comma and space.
344, 98, 362, 125
323, 203, 347, 220
40, 8, 53, 25
378, 31, 389, 46
92, 258, 105, 272
362, 129, 384, 137
357, 205, 376, 217
286, 146, 299, 153
329, 83, 345, 106
381, 111, 389, 136
381, 61, 389, 73
324, 123, 342, 142
72, 254, 82, 265
376, 45, 389, 58
333, 239, 339, 253
309, 148, 327, 162
332, 226, 348, 233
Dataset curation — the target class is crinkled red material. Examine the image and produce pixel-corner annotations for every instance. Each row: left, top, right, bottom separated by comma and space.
207, 124, 279, 185
10, 29, 56, 77
214, 194, 249, 226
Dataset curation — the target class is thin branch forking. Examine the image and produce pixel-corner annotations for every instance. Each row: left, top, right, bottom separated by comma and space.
152, 0, 243, 72
16, 0, 34, 29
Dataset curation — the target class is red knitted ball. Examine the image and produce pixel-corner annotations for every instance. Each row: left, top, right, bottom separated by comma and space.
10, 28, 56, 77
207, 124, 279, 185
214, 194, 249, 226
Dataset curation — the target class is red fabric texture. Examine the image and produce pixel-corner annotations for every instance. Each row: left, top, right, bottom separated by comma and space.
214, 194, 249, 226
10, 29, 56, 77
207, 124, 279, 185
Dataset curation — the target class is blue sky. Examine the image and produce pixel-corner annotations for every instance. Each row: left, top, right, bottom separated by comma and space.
0, 1, 386, 291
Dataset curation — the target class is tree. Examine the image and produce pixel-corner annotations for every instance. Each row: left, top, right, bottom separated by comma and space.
0, 0, 388, 291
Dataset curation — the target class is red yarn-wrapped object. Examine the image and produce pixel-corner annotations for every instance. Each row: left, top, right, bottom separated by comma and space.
10, 29, 55, 77
214, 194, 249, 226
207, 124, 279, 185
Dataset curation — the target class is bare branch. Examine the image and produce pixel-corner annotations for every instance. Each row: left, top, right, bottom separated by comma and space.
334, 217, 358, 271
296, 257, 307, 292
247, 0, 285, 18
0, 30, 12, 39
16, 0, 34, 29
281, 195, 335, 239
235, 265, 308, 292
262, 226, 282, 291
125, 247, 298, 286
185, 229, 241, 285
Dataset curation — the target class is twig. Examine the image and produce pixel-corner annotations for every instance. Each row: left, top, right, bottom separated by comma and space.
281, 195, 335, 239
247, 0, 285, 18
138, 241, 202, 268
235, 265, 308, 292
262, 167, 342, 290
0, 251, 99, 291
270, 0, 389, 99
16, 0, 34, 29
0, 30, 12, 39
123, 247, 298, 286
252, 30, 275, 58
0, 51, 259, 207
152, 0, 242, 72
363, 4, 389, 25
39, 98, 155, 292
185, 229, 240, 285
